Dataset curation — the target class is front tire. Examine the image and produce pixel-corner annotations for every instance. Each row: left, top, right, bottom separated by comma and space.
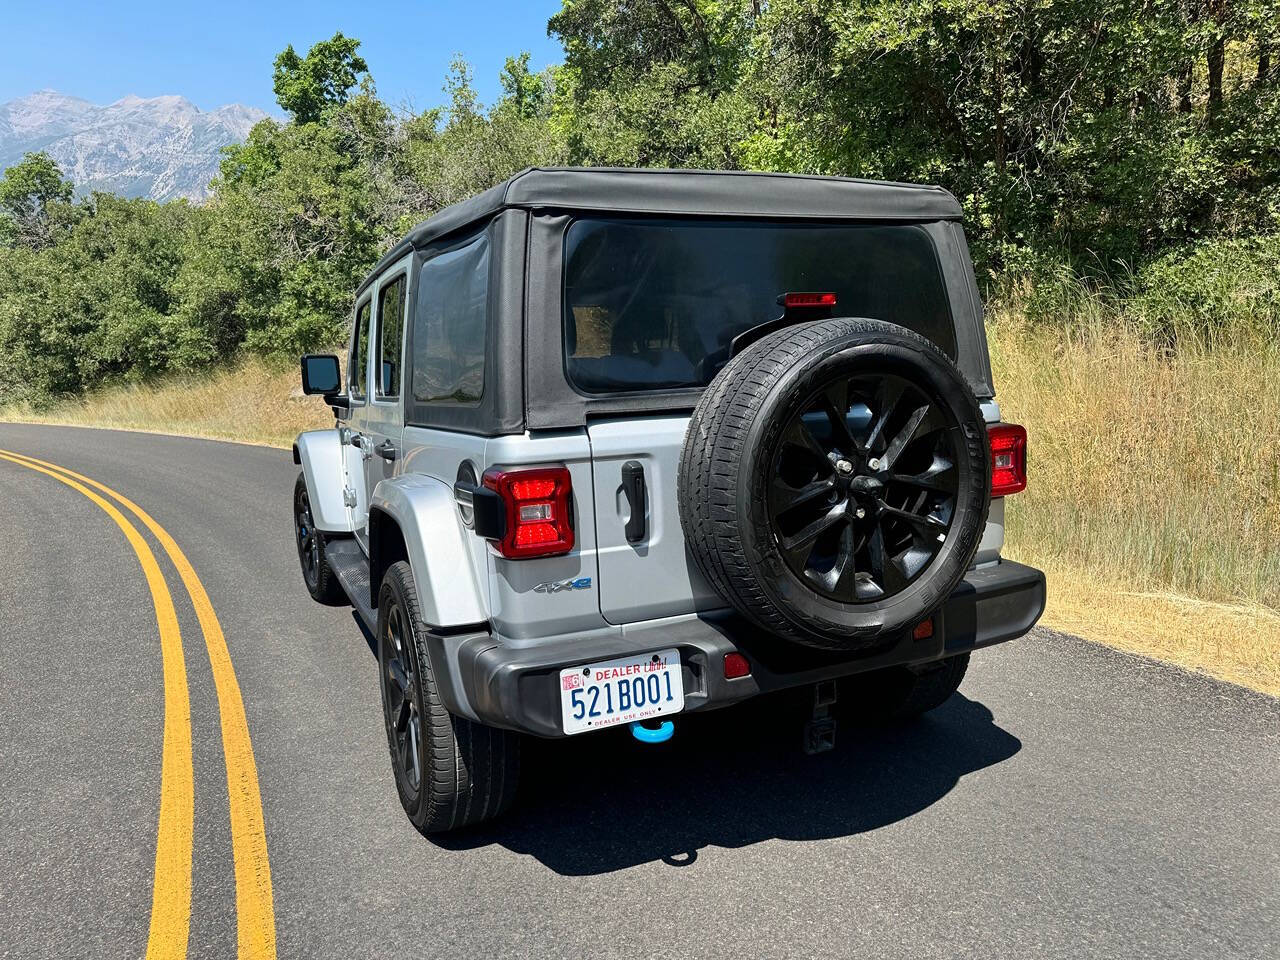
378, 561, 520, 834
293, 473, 344, 605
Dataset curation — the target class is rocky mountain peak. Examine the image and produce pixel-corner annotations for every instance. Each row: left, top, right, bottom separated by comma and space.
0, 90, 272, 202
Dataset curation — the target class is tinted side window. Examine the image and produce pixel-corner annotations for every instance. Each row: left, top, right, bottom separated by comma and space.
376, 273, 407, 398
412, 235, 489, 404
351, 299, 371, 399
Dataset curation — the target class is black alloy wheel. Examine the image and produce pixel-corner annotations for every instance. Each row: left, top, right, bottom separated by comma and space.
294, 484, 321, 590
768, 373, 959, 603
380, 600, 423, 800
293, 472, 345, 605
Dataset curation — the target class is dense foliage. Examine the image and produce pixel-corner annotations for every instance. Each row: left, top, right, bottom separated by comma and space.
1, 1, 1276, 403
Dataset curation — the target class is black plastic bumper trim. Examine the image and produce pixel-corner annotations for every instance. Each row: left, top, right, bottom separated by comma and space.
435, 559, 1046, 738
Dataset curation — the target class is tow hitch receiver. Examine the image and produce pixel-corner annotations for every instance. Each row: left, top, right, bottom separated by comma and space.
803, 680, 838, 755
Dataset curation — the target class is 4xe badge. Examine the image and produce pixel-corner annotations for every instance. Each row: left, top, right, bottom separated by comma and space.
533, 576, 592, 594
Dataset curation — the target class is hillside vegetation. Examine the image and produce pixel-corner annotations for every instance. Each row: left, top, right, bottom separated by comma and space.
1, 2, 1277, 691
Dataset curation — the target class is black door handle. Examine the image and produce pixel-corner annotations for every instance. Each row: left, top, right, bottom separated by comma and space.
376, 440, 398, 462
621, 461, 646, 543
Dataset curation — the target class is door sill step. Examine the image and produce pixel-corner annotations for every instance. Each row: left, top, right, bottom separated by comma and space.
325, 538, 377, 633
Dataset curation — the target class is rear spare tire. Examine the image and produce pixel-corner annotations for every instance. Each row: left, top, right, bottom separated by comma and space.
678, 318, 990, 651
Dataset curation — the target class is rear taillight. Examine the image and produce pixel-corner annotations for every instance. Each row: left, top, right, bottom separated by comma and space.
988, 423, 1027, 497
481, 466, 575, 558
782, 291, 837, 308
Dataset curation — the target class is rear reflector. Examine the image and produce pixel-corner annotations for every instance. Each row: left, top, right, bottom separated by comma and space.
988, 423, 1028, 497
723, 652, 751, 679
782, 291, 838, 308
481, 466, 575, 558
912, 619, 934, 641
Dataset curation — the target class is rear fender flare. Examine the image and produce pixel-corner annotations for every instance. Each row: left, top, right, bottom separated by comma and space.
293, 430, 354, 533
370, 474, 488, 628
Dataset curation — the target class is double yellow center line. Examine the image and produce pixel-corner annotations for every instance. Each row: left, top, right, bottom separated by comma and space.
0, 449, 276, 960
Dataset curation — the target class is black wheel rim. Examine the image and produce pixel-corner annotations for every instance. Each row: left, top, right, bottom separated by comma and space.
767, 372, 959, 603
381, 603, 422, 797
294, 488, 320, 587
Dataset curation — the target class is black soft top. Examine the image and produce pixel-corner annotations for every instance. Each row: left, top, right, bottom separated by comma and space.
357, 167, 963, 298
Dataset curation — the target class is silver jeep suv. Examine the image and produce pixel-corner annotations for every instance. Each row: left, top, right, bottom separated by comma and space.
292, 167, 1046, 834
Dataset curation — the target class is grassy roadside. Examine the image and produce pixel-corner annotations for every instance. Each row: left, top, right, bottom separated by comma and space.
4, 331, 1277, 696
0, 355, 333, 448
989, 309, 1280, 696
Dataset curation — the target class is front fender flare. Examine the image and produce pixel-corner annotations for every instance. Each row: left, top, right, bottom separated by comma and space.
371, 474, 488, 628
294, 430, 353, 533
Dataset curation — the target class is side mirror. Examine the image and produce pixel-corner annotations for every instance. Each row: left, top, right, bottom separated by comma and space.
300, 354, 341, 395
301, 354, 349, 411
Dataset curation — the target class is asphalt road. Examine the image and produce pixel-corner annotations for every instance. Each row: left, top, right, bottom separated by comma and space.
1, 422, 1277, 960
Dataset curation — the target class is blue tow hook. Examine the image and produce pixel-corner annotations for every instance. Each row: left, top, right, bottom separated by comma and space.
630, 720, 674, 744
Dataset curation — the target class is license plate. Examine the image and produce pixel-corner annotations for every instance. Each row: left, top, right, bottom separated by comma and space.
559, 648, 684, 736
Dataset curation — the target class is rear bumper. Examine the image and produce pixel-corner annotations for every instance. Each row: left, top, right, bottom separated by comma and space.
430, 559, 1046, 738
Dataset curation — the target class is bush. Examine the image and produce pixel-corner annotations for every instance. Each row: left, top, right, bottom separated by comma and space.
1134, 235, 1280, 346
987, 234, 1280, 353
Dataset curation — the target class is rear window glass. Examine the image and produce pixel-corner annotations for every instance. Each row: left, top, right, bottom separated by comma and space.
412, 234, 489, 405
563, 219, 955, 393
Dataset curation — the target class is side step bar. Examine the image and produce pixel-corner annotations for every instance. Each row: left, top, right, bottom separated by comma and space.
323, 538, 378, 634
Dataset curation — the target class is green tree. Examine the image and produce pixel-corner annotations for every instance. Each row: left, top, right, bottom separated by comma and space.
0, 192, 202, 401
395, 56, 568, 228
272, 31, 370, 123
0, 152, 75, 248
500, 53, 548, 120
549, 0, 756, 167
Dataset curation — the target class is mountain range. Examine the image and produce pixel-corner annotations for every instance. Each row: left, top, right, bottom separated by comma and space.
0, 90, 270, 203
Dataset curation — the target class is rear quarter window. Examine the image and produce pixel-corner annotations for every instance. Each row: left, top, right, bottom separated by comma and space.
412, 235, 490, 405
563, 219, 957, 394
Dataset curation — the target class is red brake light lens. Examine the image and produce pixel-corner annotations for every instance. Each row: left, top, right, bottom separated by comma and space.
481, 466, 575, 558
783, 291, 838, 308
988, 423, 1027, 497
511, 477, 556, 500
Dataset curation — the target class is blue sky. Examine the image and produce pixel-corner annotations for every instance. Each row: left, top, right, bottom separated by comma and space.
1, 1, 565, 113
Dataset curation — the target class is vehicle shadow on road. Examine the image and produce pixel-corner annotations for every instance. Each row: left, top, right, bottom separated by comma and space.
436, 690, 1021, 876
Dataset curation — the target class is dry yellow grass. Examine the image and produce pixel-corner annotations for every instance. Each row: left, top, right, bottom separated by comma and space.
1030, 560, 1280, 696
4, 322, 1277, 695
0, 355, 332, 448
988, 311, 1280, 695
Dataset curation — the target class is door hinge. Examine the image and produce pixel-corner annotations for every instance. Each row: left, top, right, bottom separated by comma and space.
342, 486, 358, 507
